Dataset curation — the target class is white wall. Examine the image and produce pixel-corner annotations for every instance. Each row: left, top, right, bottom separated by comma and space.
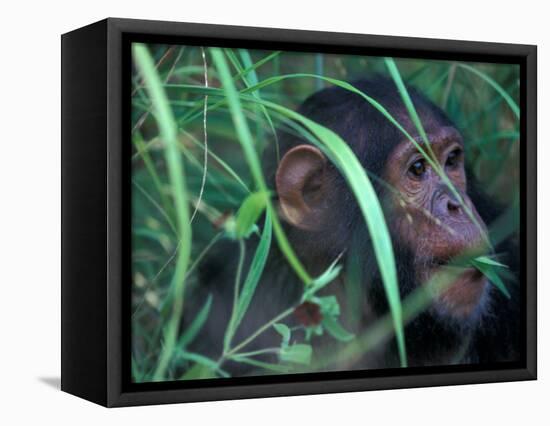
1, 1, 546, 424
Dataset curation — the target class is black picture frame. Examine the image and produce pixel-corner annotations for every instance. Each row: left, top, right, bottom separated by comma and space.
61, 17, 537, 407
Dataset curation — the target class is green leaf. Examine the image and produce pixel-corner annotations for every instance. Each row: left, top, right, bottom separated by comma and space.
179, 128, 251, 193
259, 95, 406, 366
385, 59, 481, 230
224, 210, 273, 350
473, 255, 509, 269
473, 262, 511, 299
177, 351, 230, 378
177, 294, 212, 349
267, 100, 404, 365
235, 211, 272, 327
235, 191, 269, 238
273, 322, 291, 348
385, 58, 434, 157
180, 362, 216, 380
133, 43, 193, 381
280, 344, 312, 365
457, 63, 520, 118
238, 49, 259, 85
322, 315, 355, 342
303, 256, 343, 300
233, 51, 281, 83
305, 324, 324, 341
316, 295, 340, 317
179, 69, 408, 367
210, 48, 312, 285
236, 49, 280, 158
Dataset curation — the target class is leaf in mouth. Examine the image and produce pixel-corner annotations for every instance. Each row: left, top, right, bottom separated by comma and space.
470, 256, 511, 299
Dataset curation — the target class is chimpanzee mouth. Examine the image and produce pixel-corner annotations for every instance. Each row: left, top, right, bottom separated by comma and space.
431, 258, 453, 267
422, 260, 488, 319
425, 257, 486, 286
427, 245, 492, 272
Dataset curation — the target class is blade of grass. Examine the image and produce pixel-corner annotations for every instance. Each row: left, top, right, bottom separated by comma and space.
463, 80, 519, 128
224, 307, 295, 357
233, 51, 281, 83
170, 70, 514, 368
278, 113, 407, 367
314, 265, 465, 369
172, 51, 282, 129
470, 130, 519, 147
227, 238, 246, 353
133, 231, 223, 319
237, 49, 259, 85
471, 261, 511, 299
179, 128, 250, 193
210, 48, 312, 286
441, 63, 457, 109
315, 54, 324, 90
473, 255, 509, 268
134, 133, 246, 203
236, 48, 281, 160
385, 58, 437, 162
175, 71, 408, 365
224, 209, 273, 351
189, 79, 408, 366
322, 316, 355, 342
457, 63, 520, 118
132, 134, 172, 217
230, 355, 289, 373
133, 43, 193, 382
132, 178, 178, 237
177, 294, 213, 349
385, 58, 488, 245
177, 351, 230, 378
189, 47, 209, 225
233, 80, 409, 365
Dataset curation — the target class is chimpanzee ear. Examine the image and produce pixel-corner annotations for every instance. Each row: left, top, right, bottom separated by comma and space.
275, 144, 328, 231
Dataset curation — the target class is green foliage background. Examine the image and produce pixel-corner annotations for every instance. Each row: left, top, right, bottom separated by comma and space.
131, 43, 520, 382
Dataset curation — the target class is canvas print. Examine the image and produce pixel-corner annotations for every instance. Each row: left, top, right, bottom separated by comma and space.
130, 43, 521, 383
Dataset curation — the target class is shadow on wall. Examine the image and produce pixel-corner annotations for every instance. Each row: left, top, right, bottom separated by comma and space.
38, 377, 61, 390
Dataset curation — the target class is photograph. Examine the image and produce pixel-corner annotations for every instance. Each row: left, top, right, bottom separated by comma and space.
130, 42, 522, 383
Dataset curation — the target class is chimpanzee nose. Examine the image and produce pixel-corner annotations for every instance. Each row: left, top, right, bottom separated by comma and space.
433, 186, 464, 218
447, 198, 461, 213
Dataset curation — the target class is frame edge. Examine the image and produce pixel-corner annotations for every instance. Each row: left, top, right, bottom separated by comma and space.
102, 17, 537, 407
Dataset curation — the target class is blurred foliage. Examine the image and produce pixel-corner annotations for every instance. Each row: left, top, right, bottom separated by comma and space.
131, 43, 519, 382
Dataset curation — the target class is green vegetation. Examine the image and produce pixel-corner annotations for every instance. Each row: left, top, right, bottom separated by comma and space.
131, 43, 520, 382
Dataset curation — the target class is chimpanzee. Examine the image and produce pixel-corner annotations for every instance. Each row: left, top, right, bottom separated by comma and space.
188, 77, 520, 376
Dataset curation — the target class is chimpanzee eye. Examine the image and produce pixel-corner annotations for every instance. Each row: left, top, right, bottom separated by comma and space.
446, 148, 462, 168
409, 159, 427, 178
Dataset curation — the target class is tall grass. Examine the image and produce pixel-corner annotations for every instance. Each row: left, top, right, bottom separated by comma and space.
133, 44, 193, 381
211, 48, 312, 286
130, 44, 520, 381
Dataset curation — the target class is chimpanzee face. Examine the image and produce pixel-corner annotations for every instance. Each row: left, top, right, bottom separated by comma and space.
383, 121, 490, 320
274, 85, 492, 325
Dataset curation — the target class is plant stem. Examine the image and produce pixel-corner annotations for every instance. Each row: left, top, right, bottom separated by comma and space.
222, 307, 294, 360
223, 239, 247, 352
231, 347, 281, 358
133, 43, 193, 382
210, 48, 312, 286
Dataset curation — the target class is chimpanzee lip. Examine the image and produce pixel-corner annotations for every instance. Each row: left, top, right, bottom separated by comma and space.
430, 250, 491, 269
422, 260, 484, 287
429, 257, 458, 268
427, 259, 485, 283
